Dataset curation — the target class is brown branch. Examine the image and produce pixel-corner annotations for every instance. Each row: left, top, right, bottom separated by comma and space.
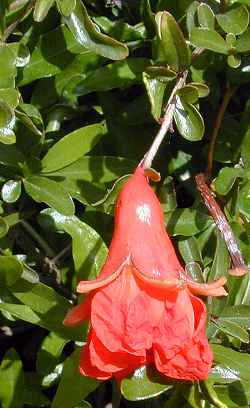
196, 173, 248, 277
206, 84, 235, 179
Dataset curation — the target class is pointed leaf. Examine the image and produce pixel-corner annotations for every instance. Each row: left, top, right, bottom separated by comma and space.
143, 72, 166, 120
23, 176, 75, 216
33, 0, 55, 22
41, 121, 107, 173
0, 349, 24, 408
56, 0, 76, 16
64, 0, 128, 60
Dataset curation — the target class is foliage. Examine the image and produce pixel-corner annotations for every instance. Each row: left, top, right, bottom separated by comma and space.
1, 0, 250, 407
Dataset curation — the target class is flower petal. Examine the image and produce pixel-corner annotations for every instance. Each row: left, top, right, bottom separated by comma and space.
63, 295, 91, 326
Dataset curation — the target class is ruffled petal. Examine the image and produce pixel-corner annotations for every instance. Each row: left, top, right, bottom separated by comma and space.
153, 290, 212, 380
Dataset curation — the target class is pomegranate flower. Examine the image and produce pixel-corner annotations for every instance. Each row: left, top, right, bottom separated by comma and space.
64, 166, 227, 381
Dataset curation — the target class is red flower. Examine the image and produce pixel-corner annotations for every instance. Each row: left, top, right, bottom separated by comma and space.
64, 166, 227, 381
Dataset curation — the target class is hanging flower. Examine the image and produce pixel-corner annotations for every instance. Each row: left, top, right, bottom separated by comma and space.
64, 166, 227, 381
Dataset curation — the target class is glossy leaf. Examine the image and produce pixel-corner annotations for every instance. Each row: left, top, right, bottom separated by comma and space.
238, 181, 250, 218
121, 365, 173, 401
0, 88, 20, 109
216, 5, 249, 35
38, 208, 108, 280
44, 155, 135, 183
155, 11, 190, 72
64, 0, 128, 60
212, 344, 250, 382
143, 72, 166, 120
0, 144, 25, 168
23, 176, 75, 216
190, 28, 229, 54
0, 217, 9, 238
214, 319, 249, 343
33, 0, 55, 22
76, 58, 149, 96
177, 85, 199, 104
2, 180, 21, 203
0, 349, 24, 408
37, 332, 68, 375
219, 305, 250, 329
52, 349, 99, 408
56, 0, 76, 16
174, 97, 205, 141
41, 121, 107, 172
165, 208, 212, 236
189, 82, 210, 98
215, 167, 244, 195
0, 44, 17, 88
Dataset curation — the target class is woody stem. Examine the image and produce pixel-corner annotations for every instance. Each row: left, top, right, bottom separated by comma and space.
141, 71, 187, 169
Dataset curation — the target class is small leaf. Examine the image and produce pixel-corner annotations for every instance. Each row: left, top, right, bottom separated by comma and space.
23, 176, 75, 216
217, 5, 249, 35
189, 82, 210, 97
215, 167, 244, 195
2, 180, 21, 203
0, 100, 14, 128
143, 72, 166, 120
64, 0, 128, 60
198, 4, 215, 29
41, 121, 107, 173
174, 97, 204, 141
121, 365, 172, 401
177, 85, 199, 104
236, 28, 250, 53
0, 217, 9, 238
190, 28, 229, 54
227, 54, 241, 68
51, 349, 99, 408
33, 0, 55, 22
0, 256, 23, 286
155, 11, 190, 72
0, 349, 24, 408
145, 65, 177, 81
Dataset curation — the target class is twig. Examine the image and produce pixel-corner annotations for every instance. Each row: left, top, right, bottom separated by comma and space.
21, 220, 56, 258
206, 84, 235, 179
220, 0, 228, 13
3, 0, 35, 41
196, 173, 248, 277
52, 243, 72, 264
141, 71, 187, 169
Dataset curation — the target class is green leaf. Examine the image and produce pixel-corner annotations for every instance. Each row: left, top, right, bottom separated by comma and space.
0, 144, 25, 168
217, 5, 249, 35
219, 305, 250, 329
64, 0, 128, 60
227, 54, 241, 68
174, 97, 205, 141
0, 217, 9, 238
43, 155, 135, 183
190, 28, 229, 54
19, 26, 97, 86
189, 82, 210, 98
212, 344, 250, 382
214, 318, 249, 343
0, 88, 20, 109
56, 0, 76, 16
0, 100, 14, 128
52, 349, 99, 408
215, 383, 248, 408
236, 28, 250, 53
37, 332, 68, 375
41, 121, 107, 173
155, 11, 190, 72
177, 85, 199, 104
165, 208, 212, 236
0, 349, 24, 408
9, 279, 83, 340
143, 72, 166, 120
76, 58, 150, 96
178, 236, 203, 264
198, 4, 215, 30
33, 0, 55, 22
0, 256, 23, 286
2, 180, 21, 203
238, 181, 250, 217
38, 208, 108, 280
215, 167, 244, 195
121, 365, 173, 401
0, 44, 17, 88
23, 176, 75, 216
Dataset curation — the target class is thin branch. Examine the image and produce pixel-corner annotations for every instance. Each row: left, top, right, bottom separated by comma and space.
196, 173, 248, 277
141, 71, 187, 169
52, 243, 72, 264
21, 220, 56, 258
206, 84, 235, 179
